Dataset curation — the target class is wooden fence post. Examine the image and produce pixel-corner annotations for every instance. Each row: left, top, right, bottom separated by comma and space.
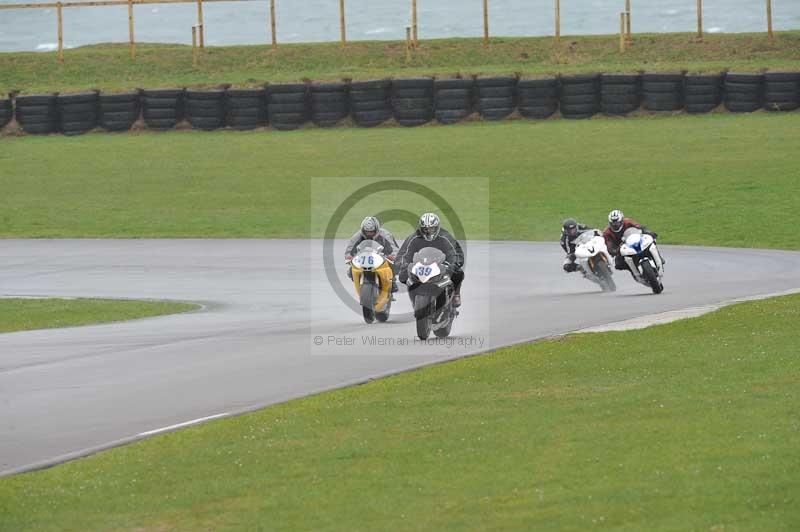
619, 12, 626, 52
625, 0, 631, 42
766, 0, 774, 39
411, 0, 418, 47
483, 0, 489, 47
128, 0, 135, 58
269, 0, 277, 48
56, 1, 64, 64
339, 0, 346, 46
196, 0, 204, 48
554, 0, 560, 44
696, 0, 703, 40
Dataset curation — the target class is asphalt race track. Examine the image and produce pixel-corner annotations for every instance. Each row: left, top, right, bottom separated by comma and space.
1, 240, 799, 475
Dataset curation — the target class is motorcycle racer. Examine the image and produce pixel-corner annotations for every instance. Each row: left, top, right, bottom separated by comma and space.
397, 213, 465, 307
560, 218, 599, 273
603, 209, 663, 273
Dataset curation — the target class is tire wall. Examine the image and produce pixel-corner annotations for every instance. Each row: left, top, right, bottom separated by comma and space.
3, 71, 798, 137
517, 78, 558, 119
99, 92, 140, 132
434, 78, 474, 125
684, 74, 722, 114
15, 94, 58, 134
0, 98, 12, 129
142, 88, 184, 130
311, 83, 349, 128
724, 73, 763, 113
559, 74, 601, 119
267, 83, 308, 130
58, 92, 98, 135
392, 78, 434, 127
763, 72, 799, 112
349, 80, 392, 128
185, 89, 226, 131
601, 74, 641, 115
476, 76, 516, 121
226, 88, 266, 130
642, 73, 683, 112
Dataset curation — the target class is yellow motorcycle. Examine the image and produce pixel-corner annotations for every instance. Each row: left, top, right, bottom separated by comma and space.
348, 240, 394, 323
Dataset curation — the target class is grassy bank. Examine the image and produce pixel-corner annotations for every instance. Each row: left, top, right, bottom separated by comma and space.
2, 294, 798, 530
0, 298, 198, 333
1, 32, 799, 93
2, 113, 799, 248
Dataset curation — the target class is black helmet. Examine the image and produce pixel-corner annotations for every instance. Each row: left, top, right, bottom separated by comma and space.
563, 218, 579, 238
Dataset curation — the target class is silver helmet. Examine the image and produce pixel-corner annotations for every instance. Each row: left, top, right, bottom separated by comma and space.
608, 210, 625, 233
419, 212, 441, 241
360, 216, 380, 239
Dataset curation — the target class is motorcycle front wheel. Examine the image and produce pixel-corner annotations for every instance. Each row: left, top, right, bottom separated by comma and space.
640, 260, 663, 294
414, 295, 432, 340
596, 261, 617, 293
362, 306, 375, 323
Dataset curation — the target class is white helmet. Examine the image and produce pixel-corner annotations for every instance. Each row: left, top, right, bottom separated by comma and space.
360, 216, 380, 239
419, 212, 441, 241
608, 210, 625, 233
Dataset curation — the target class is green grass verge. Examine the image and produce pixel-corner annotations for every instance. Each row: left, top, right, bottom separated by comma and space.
2, 113, 799, 249
0, 298, 198, 333
1, 32, 799, 93
2, 294, 798, 530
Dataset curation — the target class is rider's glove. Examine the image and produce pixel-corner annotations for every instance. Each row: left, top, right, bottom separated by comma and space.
567, 253, 576, 261
345, 255, 353, 263
387, 253, 396, 262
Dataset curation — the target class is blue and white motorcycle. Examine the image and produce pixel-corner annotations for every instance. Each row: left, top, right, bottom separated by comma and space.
620, 228, 665, 294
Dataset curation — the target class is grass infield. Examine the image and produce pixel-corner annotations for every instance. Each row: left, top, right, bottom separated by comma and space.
0, 298, 198, 333
1, 294, 798, 530
1, 113, 798, 249
1, 32, 799, 93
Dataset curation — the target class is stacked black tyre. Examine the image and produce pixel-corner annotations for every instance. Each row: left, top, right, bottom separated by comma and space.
0, 98, 11, 129
99, 92, 140, 131
601, 74, 641, 116
15, 94, 58, 135
142, 89, 184, 130
267, 84, 308, 131
559, 74, 600, 119
684, 74, 723, 114
392, 78, 434, 127
763, 72, 800, 112
310, 83, 349, 128
349, 80, 392, 128
642, 73, 683, 112
185, 89, 225, 131
226, 88, 266, 130
434, 78, 473, 125
517, 78, 558, 119
57, 92, 98, 135
724, 73, 763, 113
475, 77, 516, 121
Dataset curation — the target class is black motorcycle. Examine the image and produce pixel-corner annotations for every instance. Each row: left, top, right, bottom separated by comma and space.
407, 247, 458, 340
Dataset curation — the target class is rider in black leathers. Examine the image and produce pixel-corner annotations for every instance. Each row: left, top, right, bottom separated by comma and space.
397, 213, 465, 307
560, 218, 599, 273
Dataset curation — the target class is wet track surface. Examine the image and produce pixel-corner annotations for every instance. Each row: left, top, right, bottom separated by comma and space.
1, 239, 799, 474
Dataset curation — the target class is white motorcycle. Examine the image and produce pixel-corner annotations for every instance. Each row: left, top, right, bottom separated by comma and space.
408, 247, 458, 340
620, 228, 665, 294
573, 230, 616, 292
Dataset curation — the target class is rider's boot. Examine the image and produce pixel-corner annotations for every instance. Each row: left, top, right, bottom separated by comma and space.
452, 288, 462, 308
